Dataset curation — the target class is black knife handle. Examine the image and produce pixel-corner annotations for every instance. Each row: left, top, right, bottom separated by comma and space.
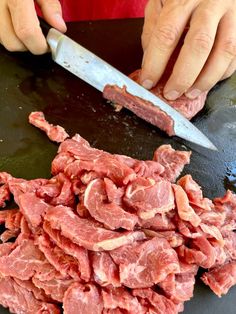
38, 17, 51, 37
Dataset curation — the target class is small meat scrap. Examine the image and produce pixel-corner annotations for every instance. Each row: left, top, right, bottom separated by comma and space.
29, 111, 69, 143
0, 112, 236, 314
153, 145, 191, 182
201, 261, 236, 297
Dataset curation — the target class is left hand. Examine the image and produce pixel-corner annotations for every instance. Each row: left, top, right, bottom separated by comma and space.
140, 0, 236, 100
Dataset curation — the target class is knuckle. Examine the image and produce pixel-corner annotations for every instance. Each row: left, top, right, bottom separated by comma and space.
15, 25, 35, 41
191, 32, 213, 54
221, 38, 236, 59
154, 24, 179, 48
3, 40, 24, 52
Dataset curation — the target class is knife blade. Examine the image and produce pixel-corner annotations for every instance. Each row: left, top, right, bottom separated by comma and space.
45, 27, 217, 151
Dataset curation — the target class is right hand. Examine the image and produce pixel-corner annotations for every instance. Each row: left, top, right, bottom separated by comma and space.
0, 0, 67, 54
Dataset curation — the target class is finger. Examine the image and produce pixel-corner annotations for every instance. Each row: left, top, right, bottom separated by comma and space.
185, 10, 236, 98
0, 0, 26, 51
164, 1, 228, 100
8, 0, 48, 54
37, 0, 67, 33
140, 0, 200, 90
221, 57, 236, 81
142, 0, 163, 51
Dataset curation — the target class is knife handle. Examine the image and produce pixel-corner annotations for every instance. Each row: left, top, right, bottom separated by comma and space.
38, 17, 51, 37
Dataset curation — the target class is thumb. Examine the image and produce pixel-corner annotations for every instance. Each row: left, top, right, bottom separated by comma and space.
36, 0, 67, 33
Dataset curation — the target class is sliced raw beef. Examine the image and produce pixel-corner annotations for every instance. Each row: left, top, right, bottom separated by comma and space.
214, 190, 236, 231
143, 230, 184, 248
63, 282, 103, 314
18, 192, 51, 228
114, 155, 165, 181
1, 112, 236, 314
0, 209, 22, 242
29, 111, 69, 143
0, 184, 10, 207
173, 184, 201, 227
104, 178, 124, 206
0, 277, 60, 314
110, 237, 180, 288
32, 277, 75, 302
132, 288, 179, 314
103, 85, 175, 136
91, 252, 120, 287
158, 262, 198, 303
153, 145, 191, 182
201, 261, 236, 296
13, 278, 51, 303
37, 173, 75, 207
44, 205, 146, 251
129, 69, 207, 120
102, 287, 146, 313
178, 175, 213, 212
43, 221, 91, 281
56, 135, 136, 185
0, 242, 14, 257
8, 178, 48, 204
36, 233, 81, 280
124, 177, 174, 219
84, 178, 138, 230
139, 212, 176, 231
0, 172, 13, 184
0, 239, 57, 281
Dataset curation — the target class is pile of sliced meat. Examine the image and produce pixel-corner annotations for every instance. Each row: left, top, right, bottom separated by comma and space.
0, 111, 235, 314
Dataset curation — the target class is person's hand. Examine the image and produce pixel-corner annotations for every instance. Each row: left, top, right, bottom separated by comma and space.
0, 0, 67, 54
141, 0, 236, 100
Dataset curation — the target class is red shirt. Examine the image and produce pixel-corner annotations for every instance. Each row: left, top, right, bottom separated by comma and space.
59, 0, 148, 21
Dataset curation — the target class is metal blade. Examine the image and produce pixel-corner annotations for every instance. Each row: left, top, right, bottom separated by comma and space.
47, 29, 217, 151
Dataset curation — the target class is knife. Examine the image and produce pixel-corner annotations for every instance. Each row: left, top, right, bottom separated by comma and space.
40, 19, 217, 151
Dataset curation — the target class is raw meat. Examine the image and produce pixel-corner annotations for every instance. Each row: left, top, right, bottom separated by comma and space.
201, 262, 236, 297
0, 277, 60, 314
84, 178, 138, 230
91, 251, 120, 287
0, 112, 236, 314
132, 288, 179, 314
129, 69, 207, 120
103, 67, 207, 138
63, 282, 103, 314
153, 145, 191, 182
44, 205, 146, 251
110, 237, 180, 288
29, 111, 69, 143
103, 85, 175, 136
124, 177, 175, 219
102, 287, 146, 313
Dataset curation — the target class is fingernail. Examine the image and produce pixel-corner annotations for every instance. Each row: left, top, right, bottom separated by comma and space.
142, 79, 154, 90
164, 90, 180, 101
54, 13, 66, 29
185, 89, 201, 99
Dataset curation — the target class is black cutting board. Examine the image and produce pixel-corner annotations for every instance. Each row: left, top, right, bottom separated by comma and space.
0, 19, 235, 314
